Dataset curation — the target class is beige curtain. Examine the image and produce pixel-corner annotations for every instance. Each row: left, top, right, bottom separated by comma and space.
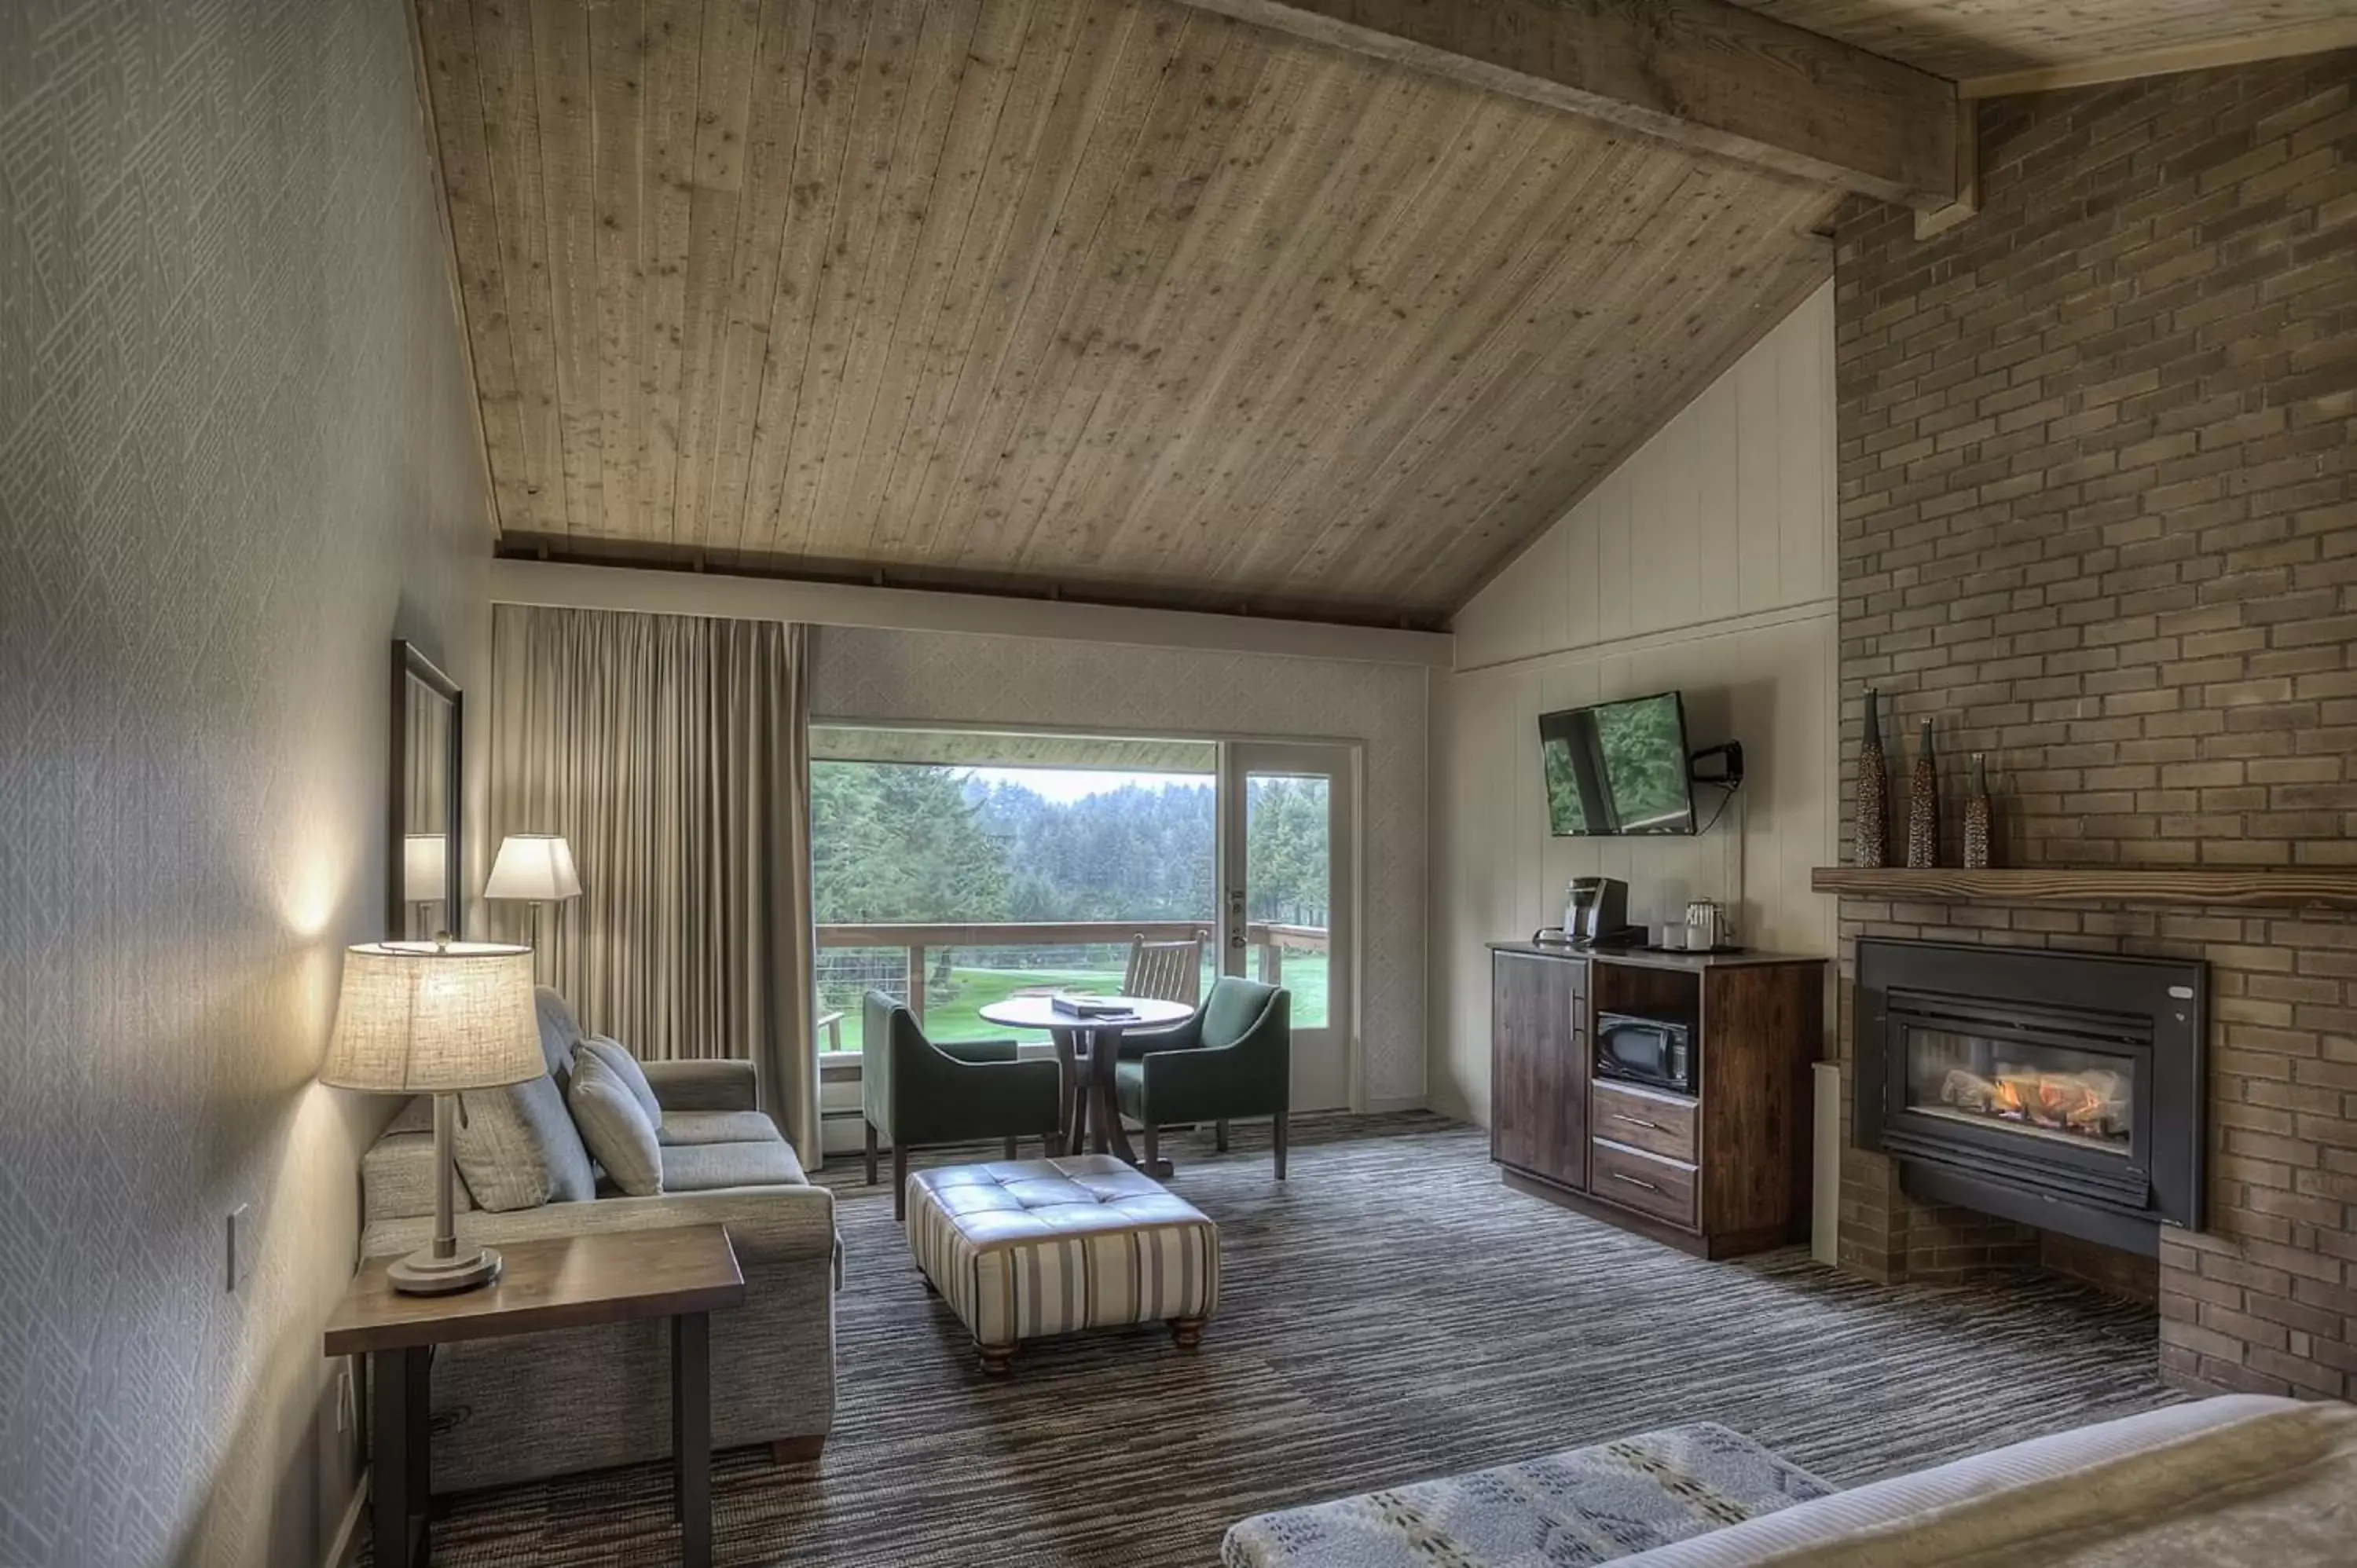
489, 605, 820, 1166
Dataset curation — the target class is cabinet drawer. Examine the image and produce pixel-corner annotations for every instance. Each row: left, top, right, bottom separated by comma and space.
1590, 1081, 1698, 1163
1590, 1140, 1699, 1230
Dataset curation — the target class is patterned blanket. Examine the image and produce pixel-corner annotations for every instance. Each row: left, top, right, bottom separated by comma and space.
1222, 1423, 1834, 1568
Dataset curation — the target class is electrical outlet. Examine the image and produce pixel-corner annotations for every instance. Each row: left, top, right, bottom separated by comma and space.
225, 1203, 257, 1292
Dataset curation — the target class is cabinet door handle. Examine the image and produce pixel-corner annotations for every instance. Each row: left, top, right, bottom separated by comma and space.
1611, 1171, 1662, 1193
1611, 1113, 1664, 1132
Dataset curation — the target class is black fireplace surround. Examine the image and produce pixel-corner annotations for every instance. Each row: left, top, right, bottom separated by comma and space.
1855, 940, 2205, 1255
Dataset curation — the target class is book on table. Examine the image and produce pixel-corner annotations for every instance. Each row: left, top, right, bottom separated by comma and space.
1051, 991, 1138, 1021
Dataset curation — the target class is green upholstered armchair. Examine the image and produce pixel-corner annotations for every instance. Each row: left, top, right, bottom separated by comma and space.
1113, 976, 1291, 1178
863, 991, 1065, 1221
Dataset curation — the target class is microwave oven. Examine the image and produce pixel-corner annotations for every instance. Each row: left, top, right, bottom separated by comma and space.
1594, 1012, 1697, 1095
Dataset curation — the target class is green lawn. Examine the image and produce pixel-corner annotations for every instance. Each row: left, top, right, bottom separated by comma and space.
822, 956, 1329, 1055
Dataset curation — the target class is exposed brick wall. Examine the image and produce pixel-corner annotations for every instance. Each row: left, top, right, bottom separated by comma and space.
1831, 55, 2357, 1398
2044, 1233, 2163, 1304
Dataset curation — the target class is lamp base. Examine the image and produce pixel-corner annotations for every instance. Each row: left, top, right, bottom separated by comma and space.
388, 1244, 504, 1295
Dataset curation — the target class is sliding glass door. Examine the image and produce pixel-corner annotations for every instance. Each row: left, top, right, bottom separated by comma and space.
805, 724, 1361, 1155
1221, 742, 1355, 1112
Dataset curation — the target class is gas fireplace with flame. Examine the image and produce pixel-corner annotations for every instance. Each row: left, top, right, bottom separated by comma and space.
1855, 940, 2205, 1255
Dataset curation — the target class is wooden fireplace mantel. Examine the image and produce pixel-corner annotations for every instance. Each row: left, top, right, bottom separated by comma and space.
1810, 866, 2357, 910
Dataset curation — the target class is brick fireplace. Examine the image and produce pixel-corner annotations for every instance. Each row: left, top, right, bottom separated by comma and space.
1830, 53, 2357, 1399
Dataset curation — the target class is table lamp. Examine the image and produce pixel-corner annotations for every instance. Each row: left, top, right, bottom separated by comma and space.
322, 940, 542, 1294
485, 833, 581, 952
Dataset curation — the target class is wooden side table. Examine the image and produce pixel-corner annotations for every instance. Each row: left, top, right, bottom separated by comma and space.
324, 1225, 746, 1567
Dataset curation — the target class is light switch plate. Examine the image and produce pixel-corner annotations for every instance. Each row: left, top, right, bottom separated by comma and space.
226, 1203, 256, 1292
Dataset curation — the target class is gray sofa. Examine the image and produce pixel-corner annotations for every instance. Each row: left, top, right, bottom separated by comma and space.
359, 988, 838, 1492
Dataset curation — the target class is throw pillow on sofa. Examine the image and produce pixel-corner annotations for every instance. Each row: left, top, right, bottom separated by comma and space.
577, 1035, 663, 1130
568, 1044, 665, 1196
454, 1072, 598, 1211
533, 985, 588, 1089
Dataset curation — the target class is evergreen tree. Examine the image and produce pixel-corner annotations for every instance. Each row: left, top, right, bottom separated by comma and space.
1246, 776, 1329, 925
815, 762, 1328, 932
811, 763, 1011, 922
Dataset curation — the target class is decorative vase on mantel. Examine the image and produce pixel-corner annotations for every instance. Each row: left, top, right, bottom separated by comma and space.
1854, 687, 1890, 869
1905, 719, 1940, 870
1963, 753, 1992, 870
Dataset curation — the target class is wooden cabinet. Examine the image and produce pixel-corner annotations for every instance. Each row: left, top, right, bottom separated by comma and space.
1489, 950, 1587, 1192
1489, 943, 1825, 1260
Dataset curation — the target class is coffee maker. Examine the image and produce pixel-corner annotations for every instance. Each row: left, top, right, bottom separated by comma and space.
1564, 876, 1640, 947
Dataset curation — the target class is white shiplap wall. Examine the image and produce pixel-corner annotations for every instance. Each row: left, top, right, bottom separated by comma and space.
1430, 284, 1840, 1123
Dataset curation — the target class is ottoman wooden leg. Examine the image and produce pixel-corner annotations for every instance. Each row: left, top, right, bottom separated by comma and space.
864, 1122, 879, 1186
977, 1343, 1015, 1376
1169, 1317, 1205, 1352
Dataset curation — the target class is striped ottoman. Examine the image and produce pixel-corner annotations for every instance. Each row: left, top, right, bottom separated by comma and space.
906, 1154, 1220, 1373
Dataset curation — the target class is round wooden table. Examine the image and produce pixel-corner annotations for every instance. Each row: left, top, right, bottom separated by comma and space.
977, 995, 1196, 1171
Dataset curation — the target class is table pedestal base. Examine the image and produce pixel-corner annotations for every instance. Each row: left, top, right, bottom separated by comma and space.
980, 998, 1198, 1176
1057, 1025, 1146, 1167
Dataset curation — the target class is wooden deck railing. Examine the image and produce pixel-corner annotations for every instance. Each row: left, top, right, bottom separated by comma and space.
815, 919, 1327, 1023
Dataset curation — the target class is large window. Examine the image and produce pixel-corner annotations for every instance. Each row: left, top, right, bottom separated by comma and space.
810, 728, 1217, 1052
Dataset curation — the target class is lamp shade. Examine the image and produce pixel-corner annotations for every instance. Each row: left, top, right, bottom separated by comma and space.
321, 942, 543, 1094
402, 833, 449, 904
485, 833, 582, 902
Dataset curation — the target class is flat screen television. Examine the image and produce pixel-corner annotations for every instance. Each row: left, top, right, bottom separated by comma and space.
1538, 691, 1696, 836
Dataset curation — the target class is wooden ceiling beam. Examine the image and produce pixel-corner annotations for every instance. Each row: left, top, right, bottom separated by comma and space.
1957, 18, 2357, 100
1160, 0, 1959, 205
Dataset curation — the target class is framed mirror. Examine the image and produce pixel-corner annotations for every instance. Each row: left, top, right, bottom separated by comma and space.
390, 640, 464, 940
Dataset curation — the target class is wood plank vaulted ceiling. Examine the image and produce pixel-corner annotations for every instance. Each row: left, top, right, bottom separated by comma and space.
413, 0, 2355, 626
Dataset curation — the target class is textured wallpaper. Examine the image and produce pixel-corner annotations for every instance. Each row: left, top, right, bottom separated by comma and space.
0, 2, 492, 1563
813, 628, 1431, 1107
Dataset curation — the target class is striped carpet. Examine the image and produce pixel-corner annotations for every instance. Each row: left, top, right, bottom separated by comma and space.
387, 1113, 2176, 1566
